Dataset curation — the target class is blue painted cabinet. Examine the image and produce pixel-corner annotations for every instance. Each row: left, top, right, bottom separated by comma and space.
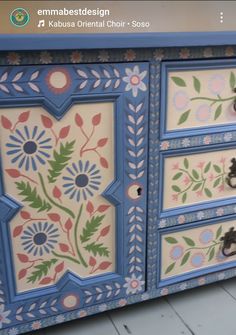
1, 41, 236, 334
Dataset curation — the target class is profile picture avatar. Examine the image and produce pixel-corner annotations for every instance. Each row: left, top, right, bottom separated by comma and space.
10, 8, 30, 27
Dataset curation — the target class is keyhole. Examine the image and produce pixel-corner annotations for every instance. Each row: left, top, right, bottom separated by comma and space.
137, 187, 142, 196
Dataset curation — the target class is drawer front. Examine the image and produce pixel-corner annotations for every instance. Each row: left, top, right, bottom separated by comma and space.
160, 218, 236, 282
162, 147, 236, 212
0, 62, 149, 328
161, 60, 236, 137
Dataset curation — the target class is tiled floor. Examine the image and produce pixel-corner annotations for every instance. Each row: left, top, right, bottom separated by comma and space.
29, 278, 236, 335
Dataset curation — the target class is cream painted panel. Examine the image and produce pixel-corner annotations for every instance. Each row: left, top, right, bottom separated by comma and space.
0, 103, 115, 292
161, 220, 236, 280
166, 68, 236, 131
163, 149, 236, 210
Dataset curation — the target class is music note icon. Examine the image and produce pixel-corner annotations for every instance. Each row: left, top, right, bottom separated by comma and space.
37, 20, 45, 28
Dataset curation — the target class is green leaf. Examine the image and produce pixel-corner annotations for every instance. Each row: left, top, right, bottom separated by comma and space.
213, 164, 221, 173
182, 192, 187, 203
182, 236, 195, 247
216, 225, 223, 239
230, 71, 236, 90
47, 141, 75, 183
214, 104, 222, 120
165, 262, 175, 274
85, 242, 109, 257
165, 237, 178, 244
16, 181, 52, 212
180, 251, 190, 266
171, 76, 186, 87
193, 76, 201, 93
172, 185, 181, 192
80, 215, 105, 243
208, 247, 215, 261
204, 188, 212, 198
213, 177, 221, 188
172, 172, 183, 180
27, 259, 58, 283
178, 110, 191, 125
192, 169, 199, 180
204, 162, 211, 174
192, 183, 202, 191
184, 158, 189, 169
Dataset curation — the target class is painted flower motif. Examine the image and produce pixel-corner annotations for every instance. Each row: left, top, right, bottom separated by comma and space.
153, 48, 164, 60
70, 51, 83, 63
181, 138, 190, 148
159, 219, 167, 228
197, 162, 205, 169
224, 132, 233, 142
172, 194, 178, 201
124, 49, 136, 61
218, 185, 225, 193
6, 126, 52, 171
203, 135, 211, 145
98, 304, 107, 312
63, 160, 101, 202
203, 47, 213, 58
191, 253, 205, 268
197, 211, 205, 220
196, 190, 203, 197
46, 68, 71, 94
208, 74, 225, 95
0, 305, 10, 329
173, 91, 189, 111
141, 292, 150, 301
218, 272, 226, 280
7, 52, 21, 65
209, 173, 215, 182
8, 328, 19, 335
199, 229, 214, 244
172, 162, 179, 170
123, 66, 147, 97
31, 321, 41, 330
123, 274, 144, 295
177, 215, 185, 224
77, 310, 87, 318
195, 104, 211, 122
179, 282, 187, 291
216, 250, 226, 263
160, 141, 170, 150
198, 277, 206, 285
225, 46, 234, 57
216, 208, 224, 216
98, 50, 109, 62
183, 175, 190, 185
39, 51, 52, 64
170, 245, 184, 260
118, 298, 127, 307
160, 287, 169, 296
55, 315, 65, 323
21, 222, 59, 256
179, 48, 190, 59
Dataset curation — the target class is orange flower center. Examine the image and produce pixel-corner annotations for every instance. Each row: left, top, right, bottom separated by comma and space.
130, 75, 140, 85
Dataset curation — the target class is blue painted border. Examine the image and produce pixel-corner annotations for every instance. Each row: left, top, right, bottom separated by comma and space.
160, 58, 236, 140
1, 32, 236, 51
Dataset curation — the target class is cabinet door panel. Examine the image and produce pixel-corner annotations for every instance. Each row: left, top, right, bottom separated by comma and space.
0, 62, 148, 332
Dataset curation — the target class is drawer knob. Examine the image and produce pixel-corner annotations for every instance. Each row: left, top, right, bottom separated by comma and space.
220, 227, 236, 257
226, 158, 236, 188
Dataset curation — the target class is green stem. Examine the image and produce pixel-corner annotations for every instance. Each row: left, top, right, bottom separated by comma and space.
186, 241, 221, 252
179, 168, 199, 183
52, 251, 81, 265
178, 182, 194, 196
191, 95, 236, 103
38, 173, 75, 219
74, 205, 88, 268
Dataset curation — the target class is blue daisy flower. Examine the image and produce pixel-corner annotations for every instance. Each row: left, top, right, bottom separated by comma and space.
6, 125, 52, 171
21, 222, 59, 256
62, 160, 101, 202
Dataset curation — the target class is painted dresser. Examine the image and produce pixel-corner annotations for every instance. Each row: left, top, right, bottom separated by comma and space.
1, 33, 236, 334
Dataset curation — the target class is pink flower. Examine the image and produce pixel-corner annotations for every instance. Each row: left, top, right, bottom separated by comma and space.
216, 208, 224, 216
172, 194, 178, 201
218, 184, 225, 192
198, 277, 206, 285
124, 49, 136, 61
160, 141, 170, 150
172, 163, 179, 170
70, 51, 83, 63
160, 288, 169, 296
118, 299, 127, 307
196, 190, 203, 197
208, 74, 225, 95
31, 321, 41, 330
220, 157, 226, 164
183, 175, 190, 185
203, 136, 211, 145
197, 162, 205, 169
179, 48, 190, 59
177, 215, 186, 224
209, 173, 215, 182
153, 48, 164, 60
77, 310, 87, 318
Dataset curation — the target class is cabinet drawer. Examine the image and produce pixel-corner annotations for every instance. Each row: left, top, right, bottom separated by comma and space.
161, 60, 236, 138
160, 217, 236, 283
161, 146, 236, 214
